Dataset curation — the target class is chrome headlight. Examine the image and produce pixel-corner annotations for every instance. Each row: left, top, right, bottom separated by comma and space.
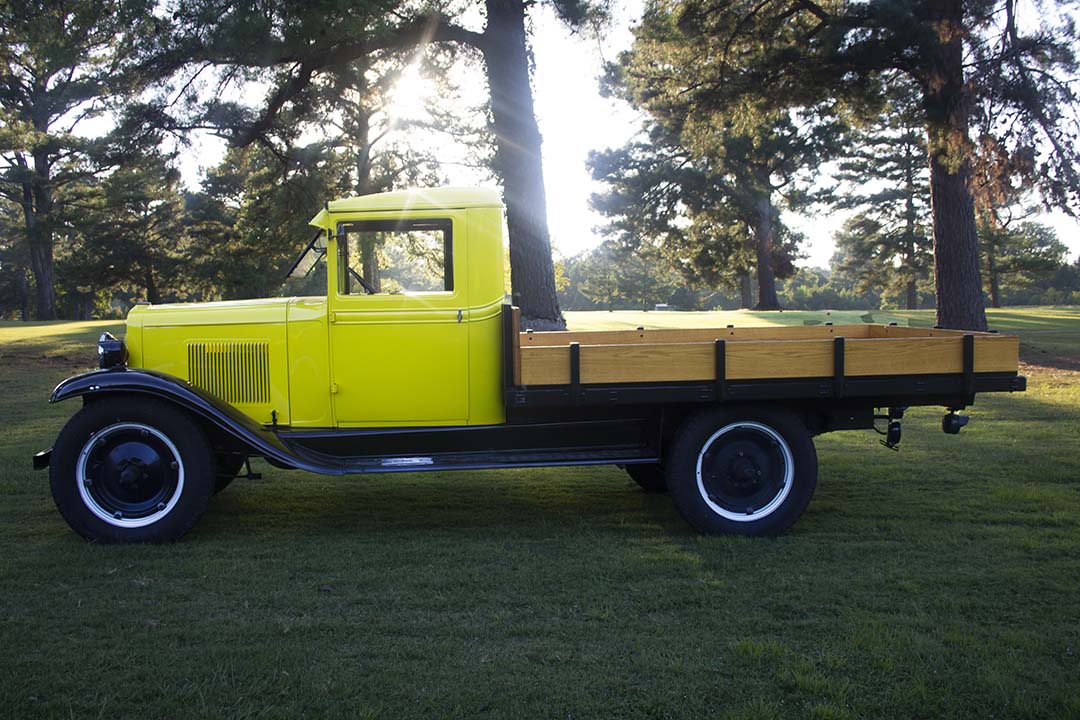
98, 332, 126, 369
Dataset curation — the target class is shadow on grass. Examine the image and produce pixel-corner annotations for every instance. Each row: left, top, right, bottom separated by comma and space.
198, 465, 693, 541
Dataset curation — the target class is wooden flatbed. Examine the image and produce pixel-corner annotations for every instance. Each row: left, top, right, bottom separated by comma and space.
513, 322, 1018, 385
502, 309, 1024, 413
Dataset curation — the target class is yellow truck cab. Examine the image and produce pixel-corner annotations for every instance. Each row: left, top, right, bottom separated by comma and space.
36, 187, 1027, 543
123, 187, 508, 429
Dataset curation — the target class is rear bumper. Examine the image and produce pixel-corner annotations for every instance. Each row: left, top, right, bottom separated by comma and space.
33, 448, 51, 470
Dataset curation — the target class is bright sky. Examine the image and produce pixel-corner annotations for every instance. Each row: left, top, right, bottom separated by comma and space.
176, 0, 1080, 268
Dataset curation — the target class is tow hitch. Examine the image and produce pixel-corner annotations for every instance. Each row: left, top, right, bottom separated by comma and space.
875, 407, 905, 451
942, 411, 970, 435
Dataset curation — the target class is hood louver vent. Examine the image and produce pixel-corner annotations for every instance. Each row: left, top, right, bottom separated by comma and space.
186, 340, 270, 405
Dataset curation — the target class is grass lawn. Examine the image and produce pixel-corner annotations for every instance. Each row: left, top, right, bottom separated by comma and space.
2, 308, 1078, 719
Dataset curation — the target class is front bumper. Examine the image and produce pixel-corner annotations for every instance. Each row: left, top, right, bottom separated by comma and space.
33, 448, 51, 470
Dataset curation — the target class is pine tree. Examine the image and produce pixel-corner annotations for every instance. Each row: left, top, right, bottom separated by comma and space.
183, 143, 346, 301
833, 78, 933, 310
0, 0, 161, 319
660, 0, 1080, 330
61, 152, 189, 315
590, 18, 837, 311
979, 222, 1067, 307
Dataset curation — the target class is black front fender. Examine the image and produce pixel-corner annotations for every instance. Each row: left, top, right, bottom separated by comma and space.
49, 368, 322, 472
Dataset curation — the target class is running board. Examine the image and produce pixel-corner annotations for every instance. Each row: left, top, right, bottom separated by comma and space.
273, 417, 661, 475
287, 445, 658, 475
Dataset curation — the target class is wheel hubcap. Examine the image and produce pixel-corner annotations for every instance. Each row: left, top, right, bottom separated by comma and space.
76, 423, 185, 528
695, 422, 793, 522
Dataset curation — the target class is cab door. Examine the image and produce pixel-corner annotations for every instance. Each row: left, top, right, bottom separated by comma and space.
328, 212, 469, 426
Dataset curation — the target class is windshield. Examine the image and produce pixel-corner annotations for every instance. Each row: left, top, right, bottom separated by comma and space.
278, 230, 328, 297
287, 231, 327, 279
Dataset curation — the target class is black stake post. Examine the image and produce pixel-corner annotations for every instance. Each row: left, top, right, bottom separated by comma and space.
715, 339, 727, 401
569, 342, 582, 403
833, 336, 846, 399
962, 334, 975, 399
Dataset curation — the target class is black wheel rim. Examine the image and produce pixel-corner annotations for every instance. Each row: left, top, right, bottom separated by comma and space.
695, 421, 793, 521
76, 423, 184, 528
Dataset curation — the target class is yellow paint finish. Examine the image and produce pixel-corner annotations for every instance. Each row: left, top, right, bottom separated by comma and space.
329, 305, 470, 424
140, 317, 291, 425
286, 297, 333, 427
463, 206, 509, 425
125, 305, 146, 367
461, 297, 508, 425
124, 187, 511, 430
323, 209, 472, 425
127, 297, 292, 326
465, 207, 508, 315
326, 187, 502, 215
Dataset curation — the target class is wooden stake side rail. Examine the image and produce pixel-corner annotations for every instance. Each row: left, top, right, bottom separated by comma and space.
514, 324, 1019, 387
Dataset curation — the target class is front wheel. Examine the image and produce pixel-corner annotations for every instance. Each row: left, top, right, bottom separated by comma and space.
49, 398, 215, 543
666, 406, 817, 536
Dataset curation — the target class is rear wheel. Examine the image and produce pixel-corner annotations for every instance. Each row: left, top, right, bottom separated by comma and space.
49, 398, 214, 543
625, 463, 667, 493
666, 406, 817, 536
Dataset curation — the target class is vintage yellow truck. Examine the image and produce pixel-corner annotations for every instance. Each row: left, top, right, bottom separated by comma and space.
34, 187, 1026, 542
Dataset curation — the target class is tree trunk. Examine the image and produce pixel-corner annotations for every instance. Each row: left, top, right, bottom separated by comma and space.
29, 151, 59, 319
986, 243, 1002, 308
15, 264, 30, 321
27, 235, 56, 320
145, 264, 161, 304
903, 153, 919, 311
74, 294, 93, 321
751, 193, 780, 310
354, 107, 374, 196
17, 163, 57, 320
739, 272, 753, 309
921, 0, 987, 331
482, 0, 565, 330
361, 241, 380, 292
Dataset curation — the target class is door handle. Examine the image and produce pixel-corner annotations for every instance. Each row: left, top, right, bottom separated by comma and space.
457, 309, 463, 323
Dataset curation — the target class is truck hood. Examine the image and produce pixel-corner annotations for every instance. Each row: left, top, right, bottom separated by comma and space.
127, 297, 292, 328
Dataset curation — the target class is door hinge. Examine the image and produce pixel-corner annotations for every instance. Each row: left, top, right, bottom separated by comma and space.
329, 311, 336, 323
330, 382, 339, 394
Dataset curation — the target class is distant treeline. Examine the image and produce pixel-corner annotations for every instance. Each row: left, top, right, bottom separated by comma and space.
556, 227, 1080, 313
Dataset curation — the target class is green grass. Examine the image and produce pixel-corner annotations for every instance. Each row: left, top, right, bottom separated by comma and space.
2, 308, 1079, 719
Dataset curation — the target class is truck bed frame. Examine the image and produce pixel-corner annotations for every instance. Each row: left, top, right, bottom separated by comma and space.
501, 306, 1025, 415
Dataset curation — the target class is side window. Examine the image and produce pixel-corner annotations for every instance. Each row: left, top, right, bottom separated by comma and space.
338, 219, 453, 295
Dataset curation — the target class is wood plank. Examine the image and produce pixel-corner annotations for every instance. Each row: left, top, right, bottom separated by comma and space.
869, 325, 975, 339
520, 323, 872, 347
518, 334, 1019, 385
523, 339, 837, 384
520, 345, 571, 385
974, 336, 1020, 373
846, 336, 1017, 375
